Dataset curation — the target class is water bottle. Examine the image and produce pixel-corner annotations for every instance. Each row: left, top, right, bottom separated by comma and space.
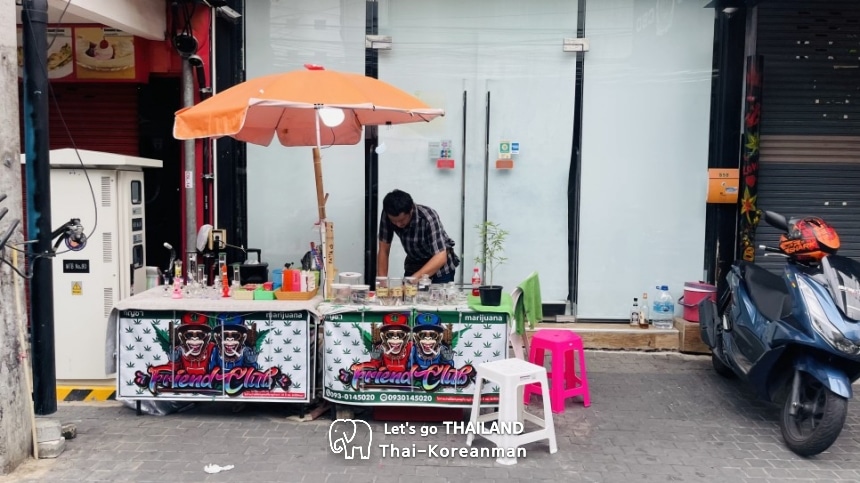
652, 285, 675, 329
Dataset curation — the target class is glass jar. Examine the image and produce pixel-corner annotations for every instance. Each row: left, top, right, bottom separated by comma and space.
332, 283, 352, 304
389, 277, 403, 305
375, 276, 390, 305
417, 274, 431, 303
403, 276, 418, 304
351, 284, 369, 305
429, 283, 445, 305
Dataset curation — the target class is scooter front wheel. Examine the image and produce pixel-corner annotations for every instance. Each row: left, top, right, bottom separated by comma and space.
780, 372, 848, 457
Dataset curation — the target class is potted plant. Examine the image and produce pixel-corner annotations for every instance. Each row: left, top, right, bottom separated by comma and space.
474, 221, 508, 306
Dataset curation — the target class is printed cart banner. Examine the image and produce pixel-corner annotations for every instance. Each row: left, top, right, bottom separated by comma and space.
117, 310, 314, 403
322, 309, 508, 406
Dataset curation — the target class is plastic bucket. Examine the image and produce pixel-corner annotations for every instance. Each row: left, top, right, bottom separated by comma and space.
679, 281, 716, 322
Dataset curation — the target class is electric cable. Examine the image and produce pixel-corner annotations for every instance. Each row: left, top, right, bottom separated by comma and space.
12, 0, 101, 281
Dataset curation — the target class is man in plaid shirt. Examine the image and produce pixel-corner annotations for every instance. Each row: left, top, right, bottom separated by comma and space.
377, 190, 459, 283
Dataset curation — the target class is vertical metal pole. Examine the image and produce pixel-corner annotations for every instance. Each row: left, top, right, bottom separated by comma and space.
182, 59, 197, 270
22, 0, 56, 415
363, 0, 379, 285
568, 0, 587, 317
480, 91, 490, 277
458, 90, 467, 286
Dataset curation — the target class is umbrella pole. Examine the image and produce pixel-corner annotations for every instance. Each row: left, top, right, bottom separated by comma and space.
312, 146, 335, 299
312, 147, 326, 221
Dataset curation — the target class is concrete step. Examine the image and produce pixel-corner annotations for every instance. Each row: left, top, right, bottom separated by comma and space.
528, 317, 710, 354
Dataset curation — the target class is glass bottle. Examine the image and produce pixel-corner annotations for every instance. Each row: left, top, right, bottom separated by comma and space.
629, 297, 639, 327
639, 293, 650, 329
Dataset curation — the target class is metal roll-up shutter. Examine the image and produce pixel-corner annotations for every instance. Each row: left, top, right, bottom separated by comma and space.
755, 155, 860, 273
754, 1, 860, 272
46, 83, 140, 156
757, 1, 860, 136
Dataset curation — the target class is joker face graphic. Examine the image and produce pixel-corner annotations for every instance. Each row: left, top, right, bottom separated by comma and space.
380, 328, 409, 356
414, 329, 443, 358
178, 328, 210, 357
217, 327, 246, 360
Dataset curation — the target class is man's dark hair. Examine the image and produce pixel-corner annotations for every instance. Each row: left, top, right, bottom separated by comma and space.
382, 189, 414, 217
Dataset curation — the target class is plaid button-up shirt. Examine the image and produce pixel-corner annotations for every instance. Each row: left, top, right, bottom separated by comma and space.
379, 204, 457, 277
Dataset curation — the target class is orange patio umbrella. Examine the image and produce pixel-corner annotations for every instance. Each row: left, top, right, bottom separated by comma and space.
173, 64, 444, 222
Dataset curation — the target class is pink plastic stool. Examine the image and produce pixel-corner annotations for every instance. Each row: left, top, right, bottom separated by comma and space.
523, 329, 591, 413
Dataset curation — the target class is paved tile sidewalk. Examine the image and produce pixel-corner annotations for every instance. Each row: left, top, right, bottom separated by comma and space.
4, 351, 860, 482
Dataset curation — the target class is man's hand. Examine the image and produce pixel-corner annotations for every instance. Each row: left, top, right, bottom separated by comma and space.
413, 250, 448, 279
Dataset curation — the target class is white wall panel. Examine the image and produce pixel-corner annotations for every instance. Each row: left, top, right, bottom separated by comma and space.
245, 0, 367, 275
576, 0, 714, 319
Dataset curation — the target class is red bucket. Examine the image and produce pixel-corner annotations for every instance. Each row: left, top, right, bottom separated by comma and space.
679, 281, 716, 323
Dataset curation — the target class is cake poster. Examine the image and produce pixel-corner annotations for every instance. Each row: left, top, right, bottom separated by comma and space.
16, 24, 146, 82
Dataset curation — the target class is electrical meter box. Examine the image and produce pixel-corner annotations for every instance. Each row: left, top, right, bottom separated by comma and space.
22, 149, 162, 382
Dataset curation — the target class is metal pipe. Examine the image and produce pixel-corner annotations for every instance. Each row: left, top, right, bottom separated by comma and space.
458, 89, 467, 286
182, 59, 197, 272
22, 0, 56, 415
481, 91, 491, 277
567, 0, 588, 316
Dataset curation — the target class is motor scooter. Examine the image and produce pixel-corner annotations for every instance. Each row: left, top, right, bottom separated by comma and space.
700, 210, 860, 456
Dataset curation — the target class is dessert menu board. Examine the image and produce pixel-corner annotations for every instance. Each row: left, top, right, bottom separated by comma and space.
17, 25, 146, 82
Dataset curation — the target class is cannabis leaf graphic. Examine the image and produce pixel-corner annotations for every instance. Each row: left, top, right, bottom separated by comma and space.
153, 323, 172, 354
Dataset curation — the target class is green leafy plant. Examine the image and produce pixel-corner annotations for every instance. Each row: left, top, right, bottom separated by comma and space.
474, 221, 508, 285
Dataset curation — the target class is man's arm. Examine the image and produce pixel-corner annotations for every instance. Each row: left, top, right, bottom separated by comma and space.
377, 240, 391, 277
412, 250, 447, 279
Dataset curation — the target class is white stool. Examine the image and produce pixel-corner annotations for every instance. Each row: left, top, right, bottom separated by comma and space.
466, 358, 558, 465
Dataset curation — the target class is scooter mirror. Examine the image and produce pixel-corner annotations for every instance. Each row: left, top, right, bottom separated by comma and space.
763, 211, 789, 232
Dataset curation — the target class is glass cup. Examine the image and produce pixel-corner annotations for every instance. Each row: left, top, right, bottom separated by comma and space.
232, 265, 242, 287
197, 264, 206, 287
375, 276, 390, 306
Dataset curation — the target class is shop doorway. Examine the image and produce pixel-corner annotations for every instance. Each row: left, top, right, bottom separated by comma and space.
138, 77, 182, 274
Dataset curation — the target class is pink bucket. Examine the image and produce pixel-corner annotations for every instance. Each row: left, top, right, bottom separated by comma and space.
679, 281, 717, 323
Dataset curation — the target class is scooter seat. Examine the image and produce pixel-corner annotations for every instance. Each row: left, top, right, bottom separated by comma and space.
740, 262, 793, 322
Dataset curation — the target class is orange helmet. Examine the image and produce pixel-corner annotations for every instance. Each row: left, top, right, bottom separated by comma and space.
778, 217, 840, 262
